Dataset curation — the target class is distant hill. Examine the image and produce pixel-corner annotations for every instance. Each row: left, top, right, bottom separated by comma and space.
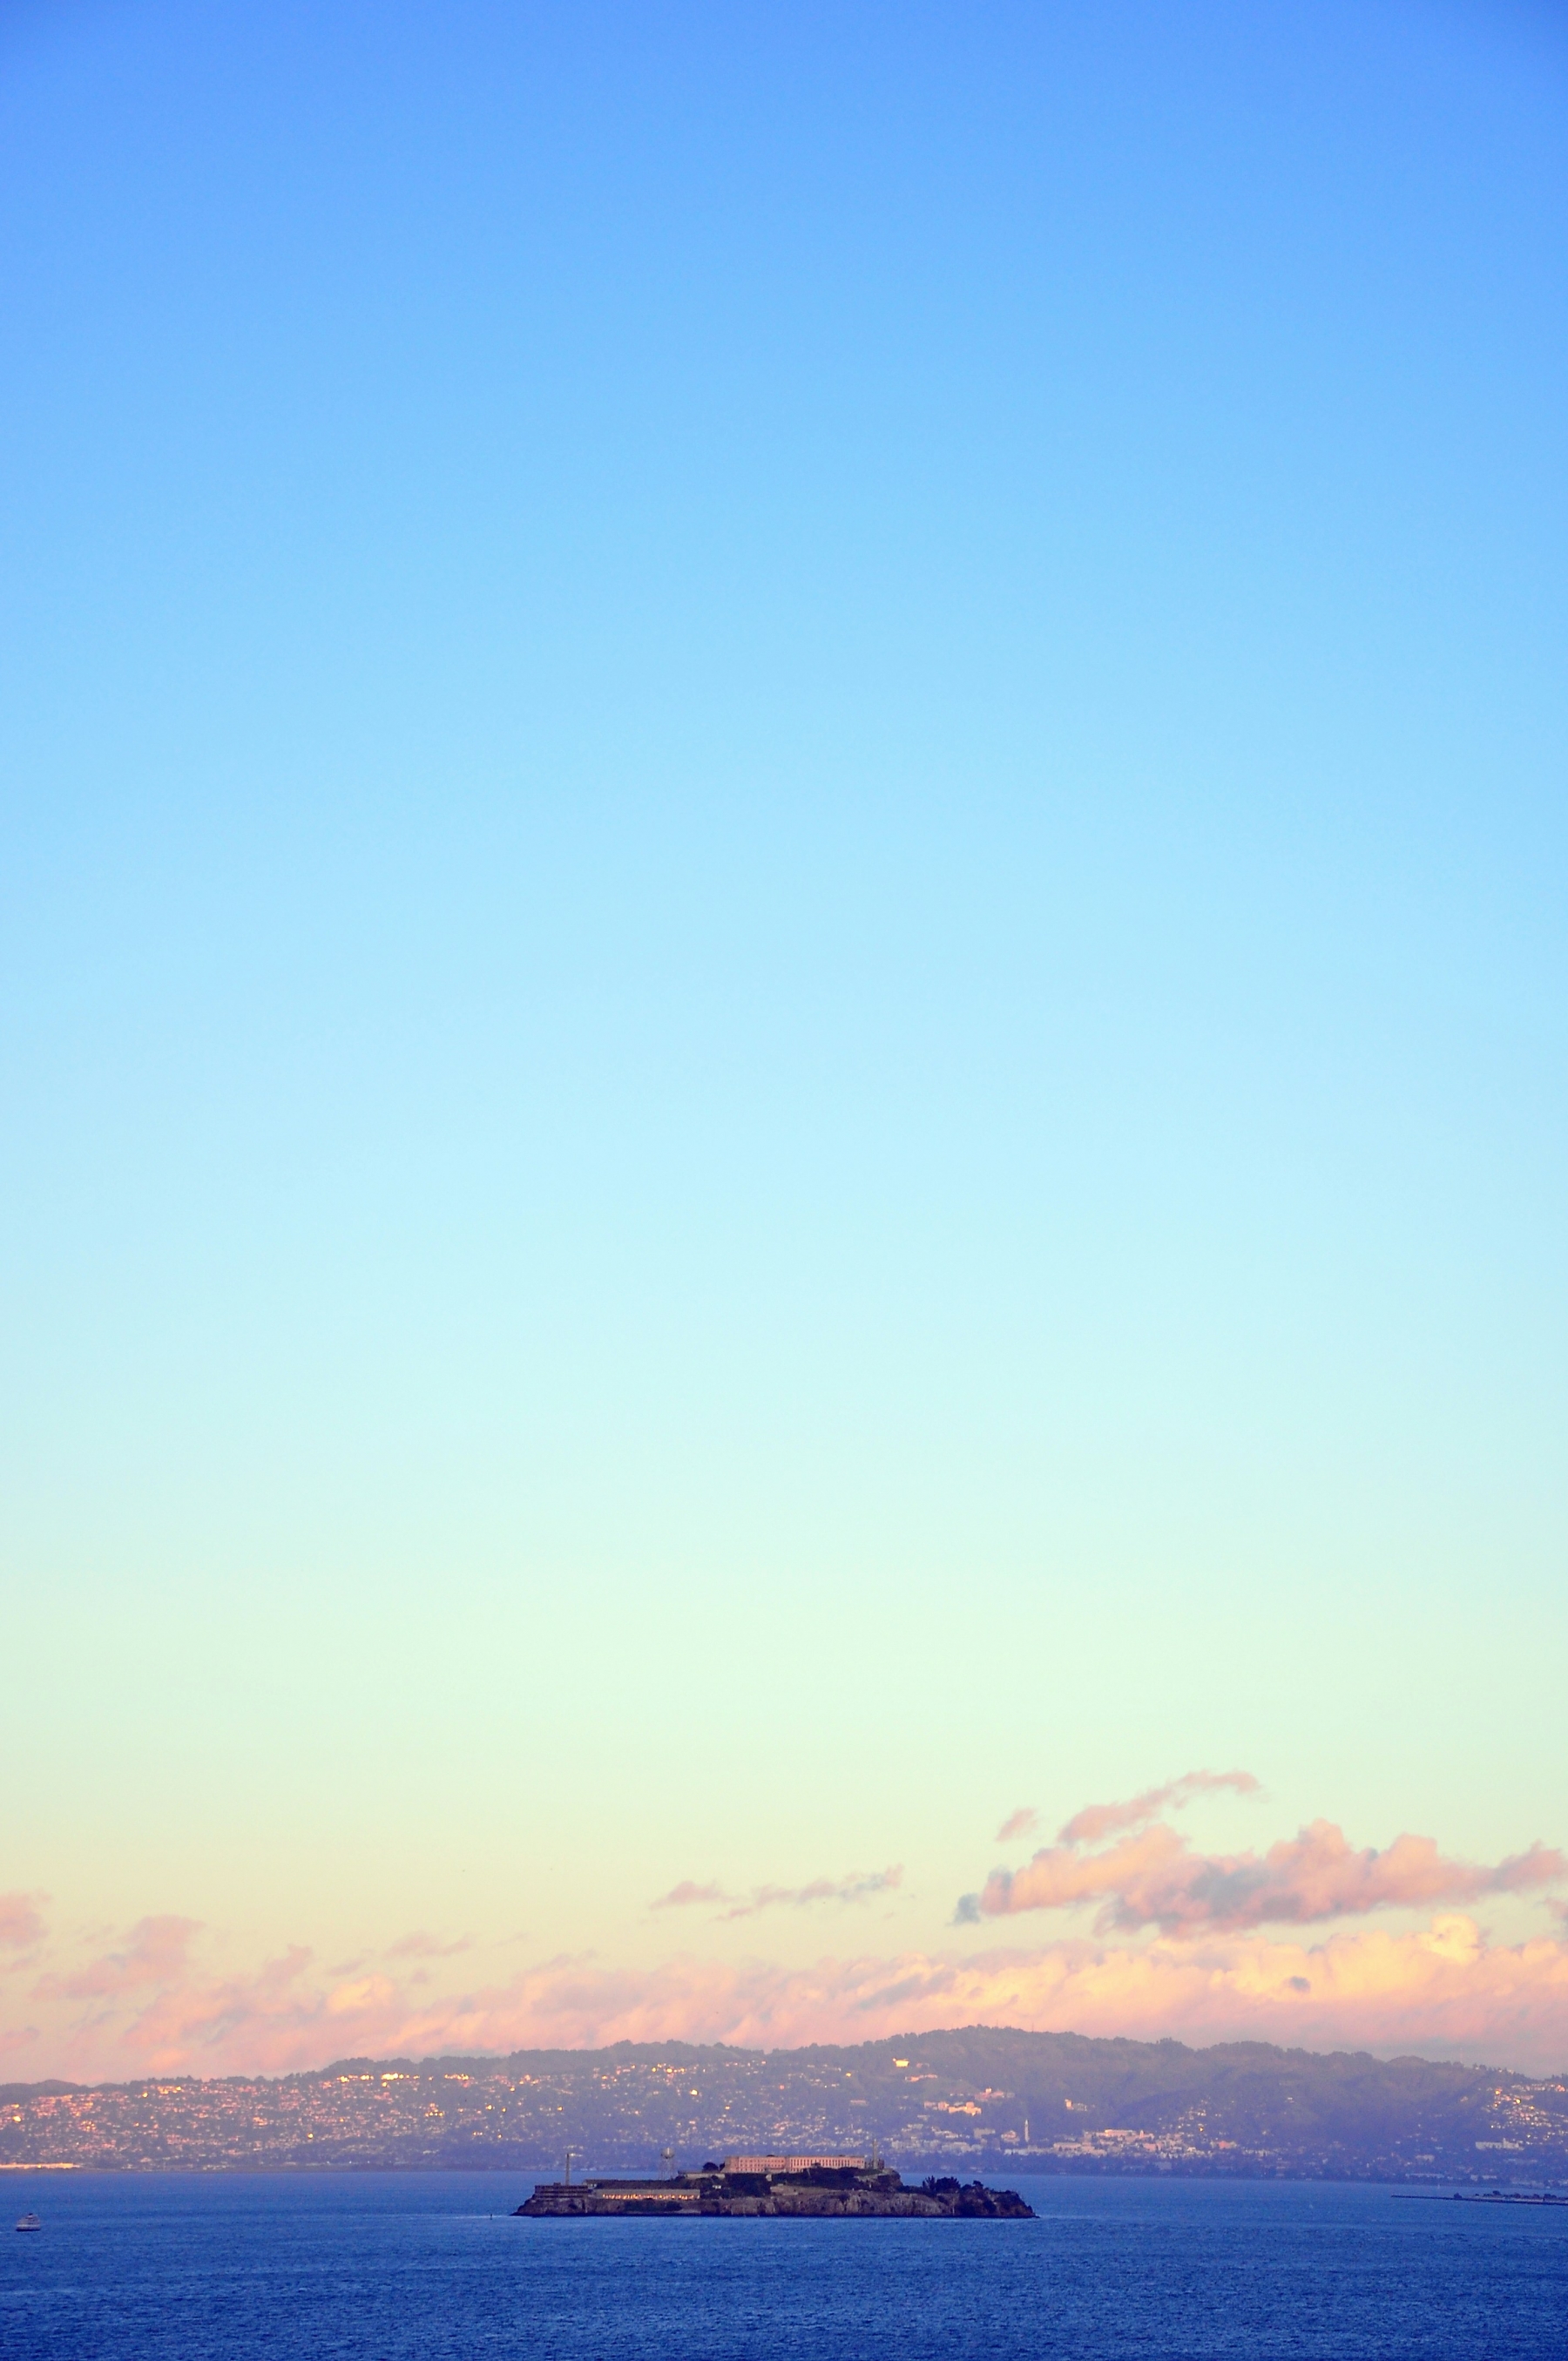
3, 2026, 1565, 2180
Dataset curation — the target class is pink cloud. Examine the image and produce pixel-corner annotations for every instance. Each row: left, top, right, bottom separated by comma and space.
12, 1796, 1567, 2083
653, 1868, 903, 1919
964, 1818, 1565, 1932
113, 1946, 320, 2073
33, 1916, 201, 2000
0, 1891, 47, 1953
326, 1917, 1568, 2073
1058, 1770, 1260, 1847
996, 1808, 1038, 1843
12, 1904, 1568, 2080
53, 1916, 1568, 2078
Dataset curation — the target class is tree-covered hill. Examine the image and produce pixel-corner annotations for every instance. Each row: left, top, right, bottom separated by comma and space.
4, 2027, 1565, 2179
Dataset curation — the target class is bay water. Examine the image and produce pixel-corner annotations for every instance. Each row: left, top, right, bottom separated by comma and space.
3, 2168, 1565, 2357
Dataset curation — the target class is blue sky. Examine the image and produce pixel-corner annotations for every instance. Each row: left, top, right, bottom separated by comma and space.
2, 1, 1566, 2074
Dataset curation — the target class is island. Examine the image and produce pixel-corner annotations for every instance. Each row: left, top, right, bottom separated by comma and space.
515, 2151, 1034, 2217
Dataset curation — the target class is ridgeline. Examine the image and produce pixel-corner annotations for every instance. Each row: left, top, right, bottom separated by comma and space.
3, 2026, 1565, 2181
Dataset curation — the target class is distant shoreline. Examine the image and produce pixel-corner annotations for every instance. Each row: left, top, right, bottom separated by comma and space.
6, 2027, 1565, 2184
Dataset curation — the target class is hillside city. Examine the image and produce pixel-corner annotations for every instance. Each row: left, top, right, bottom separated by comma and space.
4, 2030, 1566, 2182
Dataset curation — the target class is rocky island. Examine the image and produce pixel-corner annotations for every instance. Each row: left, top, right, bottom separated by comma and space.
515, 2151, 1034, 2217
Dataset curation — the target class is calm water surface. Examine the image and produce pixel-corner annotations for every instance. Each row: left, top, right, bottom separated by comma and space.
3, 2170, 1565, 2358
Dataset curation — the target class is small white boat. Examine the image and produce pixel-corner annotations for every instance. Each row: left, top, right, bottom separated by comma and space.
15, 2212, 41, 2232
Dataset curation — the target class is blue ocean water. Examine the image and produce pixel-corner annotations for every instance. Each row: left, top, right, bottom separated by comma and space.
3, 2169, 1565, 2358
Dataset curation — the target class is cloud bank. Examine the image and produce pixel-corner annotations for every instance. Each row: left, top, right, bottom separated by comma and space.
1057, 1771, 1261, 1848
652, 1867, 903, 1920
10, 1788, 1566, 2082
961, 1794, 1564, 1935
13, 1912, 1568, 2080
0, 1892, 47, 1954
994, 1774, 1259, 1854
33, 1917, 200, 2000
386, 1931, 473, 1960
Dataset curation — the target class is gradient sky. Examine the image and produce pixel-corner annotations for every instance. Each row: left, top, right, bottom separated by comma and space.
3, 0, 1567, 2080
